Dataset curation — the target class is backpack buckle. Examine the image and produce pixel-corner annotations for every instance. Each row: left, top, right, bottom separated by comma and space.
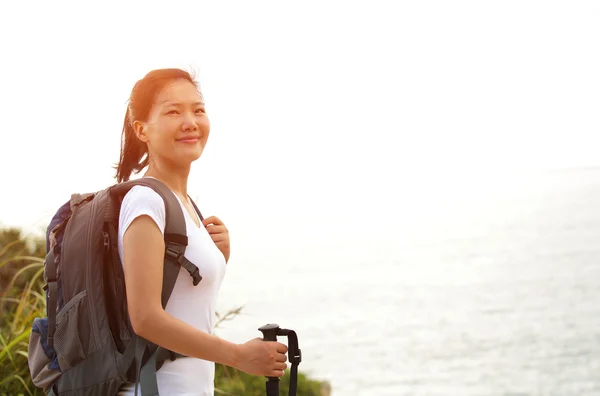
164, 247, 182, 263
189, 267, 202, 286
165, 246, 202, 286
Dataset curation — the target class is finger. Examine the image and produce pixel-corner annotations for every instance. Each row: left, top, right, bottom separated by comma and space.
271, 369, 285, 378
276, 343, 288, 354
202, 216, 223, 226
210, 235, 229, 244
207, 231, 227, 240
276, 354, 288, 363
274, 362, 288, 371
205, 225, 227, 234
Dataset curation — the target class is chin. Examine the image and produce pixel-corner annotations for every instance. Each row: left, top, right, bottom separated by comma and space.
182, 148, 204, 164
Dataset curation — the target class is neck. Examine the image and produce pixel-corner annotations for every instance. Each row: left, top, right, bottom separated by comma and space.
144, 159, 191, 198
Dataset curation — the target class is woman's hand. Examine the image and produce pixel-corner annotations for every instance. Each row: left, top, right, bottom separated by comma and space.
235, 338, 288, 377
202, 216, 230, 263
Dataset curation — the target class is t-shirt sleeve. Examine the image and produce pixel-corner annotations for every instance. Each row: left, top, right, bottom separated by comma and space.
119, 186, 166, 237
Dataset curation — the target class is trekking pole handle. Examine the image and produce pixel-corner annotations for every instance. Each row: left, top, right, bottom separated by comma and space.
258, 323, 281, 396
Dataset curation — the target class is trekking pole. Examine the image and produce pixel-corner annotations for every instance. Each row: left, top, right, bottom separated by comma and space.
258, 324, 302, 396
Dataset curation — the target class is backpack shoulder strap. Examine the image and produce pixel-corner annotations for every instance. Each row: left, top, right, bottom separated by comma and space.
188, 196, 204, 222
108, 178, 202, 396
109, 178, 201, 307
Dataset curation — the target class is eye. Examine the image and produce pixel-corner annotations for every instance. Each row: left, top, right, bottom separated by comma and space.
167, 110, 179, 115
195, 108, 206, 115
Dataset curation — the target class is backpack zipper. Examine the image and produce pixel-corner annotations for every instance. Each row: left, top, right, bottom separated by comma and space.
85, 196, 101, 348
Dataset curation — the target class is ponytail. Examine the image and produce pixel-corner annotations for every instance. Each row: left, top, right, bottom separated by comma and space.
114, 107, 149, 183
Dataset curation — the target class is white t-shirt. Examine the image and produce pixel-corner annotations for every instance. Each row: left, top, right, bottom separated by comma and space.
116, 183, 227, 396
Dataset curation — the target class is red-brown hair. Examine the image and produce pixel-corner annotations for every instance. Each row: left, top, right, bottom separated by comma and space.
114, 68, 200, 182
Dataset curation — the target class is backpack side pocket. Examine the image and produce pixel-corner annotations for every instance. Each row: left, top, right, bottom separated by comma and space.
28, 317, 61, 392
53, 289, 97, 371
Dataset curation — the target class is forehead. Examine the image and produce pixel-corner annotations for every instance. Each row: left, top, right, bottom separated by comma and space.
154, 80, 203, 106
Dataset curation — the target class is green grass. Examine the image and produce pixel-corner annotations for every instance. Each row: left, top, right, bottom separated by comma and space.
0, 251, 45, 396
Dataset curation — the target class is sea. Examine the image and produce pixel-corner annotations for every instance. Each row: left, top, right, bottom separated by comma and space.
215, 167, 600, 396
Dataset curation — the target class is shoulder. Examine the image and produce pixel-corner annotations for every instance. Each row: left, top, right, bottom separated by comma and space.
122, 185, 165, 210
119, 185, 167, 235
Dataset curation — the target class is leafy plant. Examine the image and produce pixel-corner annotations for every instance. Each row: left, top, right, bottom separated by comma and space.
0, 250, 45, 396
0, 228, 330, 395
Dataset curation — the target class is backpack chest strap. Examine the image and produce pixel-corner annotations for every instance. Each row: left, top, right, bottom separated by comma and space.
164, 233, 202, 286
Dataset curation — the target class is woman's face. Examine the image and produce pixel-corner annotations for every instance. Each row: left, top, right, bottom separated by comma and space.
135, 79, 210, 167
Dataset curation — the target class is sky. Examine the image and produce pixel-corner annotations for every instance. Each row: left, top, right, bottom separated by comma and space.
0, 1, 599, 247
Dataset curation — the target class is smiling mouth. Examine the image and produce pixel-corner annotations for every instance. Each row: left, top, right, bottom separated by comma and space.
177, 137, 200, 143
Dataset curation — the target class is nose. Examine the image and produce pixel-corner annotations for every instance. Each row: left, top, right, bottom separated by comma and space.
181, 111, 198, 132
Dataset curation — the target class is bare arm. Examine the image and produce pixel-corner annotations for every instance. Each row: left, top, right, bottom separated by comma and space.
122, 215, 287, 376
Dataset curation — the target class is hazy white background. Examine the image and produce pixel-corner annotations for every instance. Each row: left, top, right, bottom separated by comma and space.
1, 2, 599, 394
1, 1, 598, 236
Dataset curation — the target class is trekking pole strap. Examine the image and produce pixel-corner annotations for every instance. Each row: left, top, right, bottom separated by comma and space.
279, 329, 302, 396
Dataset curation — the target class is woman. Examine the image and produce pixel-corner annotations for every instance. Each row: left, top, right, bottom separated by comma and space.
114, 68, 287, 395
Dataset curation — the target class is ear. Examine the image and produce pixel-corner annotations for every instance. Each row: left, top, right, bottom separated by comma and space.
132, 120, 149, 143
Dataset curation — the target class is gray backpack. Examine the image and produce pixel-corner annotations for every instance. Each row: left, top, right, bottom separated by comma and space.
28, 178, 203, 396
